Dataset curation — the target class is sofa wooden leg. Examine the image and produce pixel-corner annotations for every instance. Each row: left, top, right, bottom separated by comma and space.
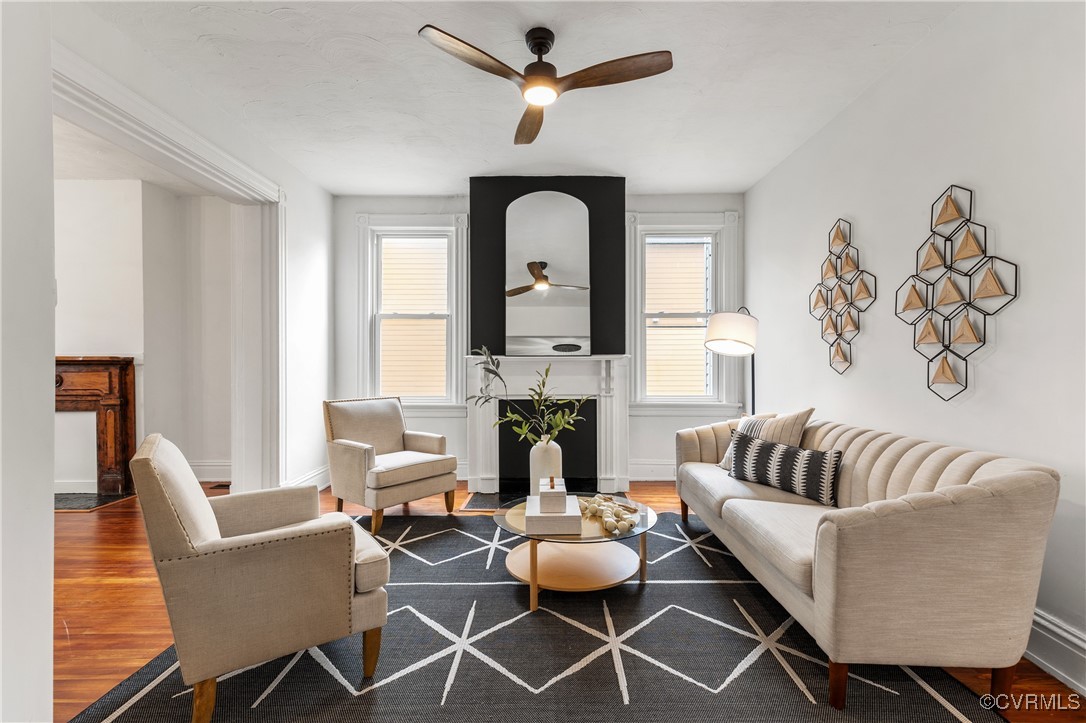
828, 661, 848, 709
363, 627, 382, 679
192, 678, 216, 723
991, 664, 1016, 698
371, 509, 384, 535
336, 497, 343, 513
680, 499, 689, 524
444, 489, 455, 513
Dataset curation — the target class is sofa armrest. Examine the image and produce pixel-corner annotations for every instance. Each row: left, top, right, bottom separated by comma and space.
676, 420, 739, 468
404, 430, 446, 455
208, 485, 320, 538
327, 438, 376, 500
157, 513, 359, 683
812, 472, 1060, 666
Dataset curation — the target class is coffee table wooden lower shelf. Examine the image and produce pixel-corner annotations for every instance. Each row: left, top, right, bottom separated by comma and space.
505, 537, 648, 611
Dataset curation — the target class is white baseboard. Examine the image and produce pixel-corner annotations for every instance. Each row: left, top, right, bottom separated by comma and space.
630, 458, 676, 481
189, 460, 231, 482
1026, 608, 1086, 694
54, 479, 98, 494
283, 465, 329, 490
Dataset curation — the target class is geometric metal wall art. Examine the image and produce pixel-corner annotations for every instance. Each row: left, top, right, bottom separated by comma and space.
809, 219, 877, 374
894, 185, 1019, 401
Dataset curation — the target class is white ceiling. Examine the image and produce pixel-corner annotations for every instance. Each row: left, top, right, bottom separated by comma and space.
53, 115, 209, 196
89, 2, 958, 196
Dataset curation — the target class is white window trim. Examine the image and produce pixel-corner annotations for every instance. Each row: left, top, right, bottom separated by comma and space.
356, 213, 468, 406
627, 211, 743, 411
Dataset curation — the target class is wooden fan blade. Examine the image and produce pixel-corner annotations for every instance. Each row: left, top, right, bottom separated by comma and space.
557, 51, 673, 93
551, 284, 589, 290
419, 25, 525, 88
506, 284, 535, 297
515, 105, 544, 145
526, 261, 546, 281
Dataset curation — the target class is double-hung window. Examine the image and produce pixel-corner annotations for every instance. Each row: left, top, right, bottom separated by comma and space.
375, 233, 451, 400
641, 234, 717, 399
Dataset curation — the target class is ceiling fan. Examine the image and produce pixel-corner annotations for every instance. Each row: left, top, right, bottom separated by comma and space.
418, 24, 673, 144
506, 261, 589, 297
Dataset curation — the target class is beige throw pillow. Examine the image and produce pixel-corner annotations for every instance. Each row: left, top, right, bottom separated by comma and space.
720, 408, 815, 470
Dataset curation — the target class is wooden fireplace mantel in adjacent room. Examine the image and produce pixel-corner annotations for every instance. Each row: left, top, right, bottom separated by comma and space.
55, 356, 136, 496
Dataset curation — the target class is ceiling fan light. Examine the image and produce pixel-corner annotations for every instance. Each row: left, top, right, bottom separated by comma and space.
523, 80, 558, 106
533, 279, 551, 290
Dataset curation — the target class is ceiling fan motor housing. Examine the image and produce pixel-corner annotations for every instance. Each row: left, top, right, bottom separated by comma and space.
524, 60, 557, 79
525, 27, 555, 57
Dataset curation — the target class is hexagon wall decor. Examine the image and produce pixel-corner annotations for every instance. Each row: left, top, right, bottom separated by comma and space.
809, 219, 877, 374
895, 185, 1018, 401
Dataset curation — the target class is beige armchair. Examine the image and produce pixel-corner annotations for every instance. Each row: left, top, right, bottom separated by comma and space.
130, 434, 389, 723
324, 396, 458, 534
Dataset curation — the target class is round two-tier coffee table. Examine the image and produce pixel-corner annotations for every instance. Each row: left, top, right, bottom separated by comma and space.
494, 494, 658, 611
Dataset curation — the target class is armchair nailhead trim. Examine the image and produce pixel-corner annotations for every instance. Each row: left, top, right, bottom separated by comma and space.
157, 527, 352, 563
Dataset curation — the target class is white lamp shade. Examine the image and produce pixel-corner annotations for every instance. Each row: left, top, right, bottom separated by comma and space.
705, 311, 758, 356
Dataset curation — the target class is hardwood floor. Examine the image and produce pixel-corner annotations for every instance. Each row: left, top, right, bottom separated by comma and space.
54, 481, 1080, 721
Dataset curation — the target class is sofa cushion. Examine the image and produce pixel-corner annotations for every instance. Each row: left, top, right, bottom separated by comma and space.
678, 462, 822, 517
722, 499, 829, 596
368, 450, 457, 489
354, 523, 390, 593
728, 432, 842, 506
721, 408, 814, 469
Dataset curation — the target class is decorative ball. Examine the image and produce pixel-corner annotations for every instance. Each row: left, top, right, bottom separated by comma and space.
617, 521, 630, 533
604, 519, 617, 531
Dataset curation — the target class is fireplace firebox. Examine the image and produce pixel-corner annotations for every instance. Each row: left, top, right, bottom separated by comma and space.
497, 399, 598, 495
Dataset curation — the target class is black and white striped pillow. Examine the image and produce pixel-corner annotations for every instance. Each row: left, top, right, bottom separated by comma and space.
727, 431, 841, 506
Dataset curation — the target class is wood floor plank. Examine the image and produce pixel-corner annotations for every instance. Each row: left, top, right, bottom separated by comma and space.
54, 481, 1081, 721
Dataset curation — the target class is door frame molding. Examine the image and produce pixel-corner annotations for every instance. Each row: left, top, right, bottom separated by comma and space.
51, 41, 285, 489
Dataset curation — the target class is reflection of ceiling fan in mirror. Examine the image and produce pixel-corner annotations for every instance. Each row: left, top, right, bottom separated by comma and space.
506, 261, 589, 297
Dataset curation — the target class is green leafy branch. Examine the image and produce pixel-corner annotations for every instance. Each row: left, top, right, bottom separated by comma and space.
466, 346, 592, 445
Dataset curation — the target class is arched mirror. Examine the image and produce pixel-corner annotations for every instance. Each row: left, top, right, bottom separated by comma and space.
505, 191, 591, 355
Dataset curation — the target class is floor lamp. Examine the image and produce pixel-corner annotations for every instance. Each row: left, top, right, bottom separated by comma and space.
704, 307, 758, 415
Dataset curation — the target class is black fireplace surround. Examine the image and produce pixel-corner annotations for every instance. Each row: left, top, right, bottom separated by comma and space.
468, 176, 626, 356
497, 399, 598, 495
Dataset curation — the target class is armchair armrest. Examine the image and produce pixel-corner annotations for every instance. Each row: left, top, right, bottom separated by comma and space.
404, 430, 446, 455
208, 485, 319, 538
812, 472, 1059, 666
327, 438, 376, 500
156, 513, 360, 683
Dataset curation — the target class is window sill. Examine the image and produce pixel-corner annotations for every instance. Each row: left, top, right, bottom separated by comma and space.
629, 401, 743, 418
401, 402, 467, 418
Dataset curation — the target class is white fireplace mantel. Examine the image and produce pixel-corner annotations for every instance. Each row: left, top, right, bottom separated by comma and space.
466, 355, 630, 494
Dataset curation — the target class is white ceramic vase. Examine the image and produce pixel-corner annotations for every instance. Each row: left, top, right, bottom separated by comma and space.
528, 435, 562, 495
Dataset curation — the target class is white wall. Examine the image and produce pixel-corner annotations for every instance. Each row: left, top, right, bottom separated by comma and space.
142, 186, 233, 479
53, 180, 144, 491
182, 196, 232, 475
745, 3, 1085, 691
0, 4, 55, 718
52, 4, 334, 487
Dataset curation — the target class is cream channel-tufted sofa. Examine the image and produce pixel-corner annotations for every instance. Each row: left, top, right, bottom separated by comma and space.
675, 418, 1060, 709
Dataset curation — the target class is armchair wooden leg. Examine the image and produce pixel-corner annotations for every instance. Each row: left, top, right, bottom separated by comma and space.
192, 678, 216, 723
371, 509, 384, 535
336, 497, 343, 513
680, 499, 689, 524
444, 489, 456, 513
828, 661, 848, 709
363, 628, 382, 679
991, 664, 1016, 698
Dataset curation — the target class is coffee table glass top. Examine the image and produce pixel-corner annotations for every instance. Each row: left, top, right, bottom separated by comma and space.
494, 493, 657, 543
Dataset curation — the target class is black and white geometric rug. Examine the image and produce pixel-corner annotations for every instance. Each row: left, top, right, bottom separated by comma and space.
73, 513, 999, 722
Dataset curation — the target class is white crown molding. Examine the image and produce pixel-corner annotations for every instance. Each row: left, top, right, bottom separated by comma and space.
50, 41, 279, 204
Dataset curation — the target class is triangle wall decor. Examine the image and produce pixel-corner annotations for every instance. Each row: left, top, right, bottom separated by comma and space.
810, 219, 876, 372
